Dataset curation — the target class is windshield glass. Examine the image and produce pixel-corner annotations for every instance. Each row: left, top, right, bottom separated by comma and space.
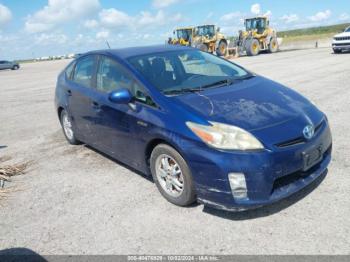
177, 29, 191, 40
346, 27, 350, 32
197, 26, 215, 37
128, 50, 250, 95
246, 18, 266, 31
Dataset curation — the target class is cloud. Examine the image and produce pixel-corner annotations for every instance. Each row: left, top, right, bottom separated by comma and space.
264, 10, 272, 17
34, 33, 68, 45
25, 0, 100, 33
96, 30, 109, 39
98, 8, 183, 30
0, 3, 12, 26
99, 8, 131, 28
220, 12, 243, 23
308, 10, 331, 22
339, 13, 350, 21
152, 0, 180, 9
280, 14, 299, 23
251, 3, 261, 15
84, 19, 99, 29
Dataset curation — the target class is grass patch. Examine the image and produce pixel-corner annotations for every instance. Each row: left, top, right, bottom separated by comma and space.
0, 157, 32, 201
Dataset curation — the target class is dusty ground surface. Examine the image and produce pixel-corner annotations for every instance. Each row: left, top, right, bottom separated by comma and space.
0, 48, 349, 255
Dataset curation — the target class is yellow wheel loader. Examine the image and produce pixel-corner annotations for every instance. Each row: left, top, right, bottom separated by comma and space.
192, 25, 228, 56
236, 16, 278, 56
168, 27, 195, 46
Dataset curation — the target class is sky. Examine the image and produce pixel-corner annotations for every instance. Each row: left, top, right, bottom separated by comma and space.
0, 0, 349, 60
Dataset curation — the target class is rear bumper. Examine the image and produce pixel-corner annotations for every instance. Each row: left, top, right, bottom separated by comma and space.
182, 120, 332, 211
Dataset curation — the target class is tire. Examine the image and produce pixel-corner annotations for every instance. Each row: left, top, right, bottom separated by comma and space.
216, 40, 228, 56
60, 109, 80, 145
245, 39, 260, 56
268, 37, 278, 53
150, 144, 196, 206
12, 65, 19, 70
333, 49, 341, 54
198, 43, 208, 53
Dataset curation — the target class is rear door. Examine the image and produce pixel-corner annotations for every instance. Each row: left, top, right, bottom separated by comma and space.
66, 55, 98, 144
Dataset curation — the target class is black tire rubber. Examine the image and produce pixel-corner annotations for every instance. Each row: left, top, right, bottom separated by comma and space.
60, 109, 80, 145
333, 49, 341, 54
12, 65, 19, 70
198, 43, 209, 53
216, 40, 228, 56
245, 39, 260, 56
150, 144, 196, 206
268, 37, 278, 53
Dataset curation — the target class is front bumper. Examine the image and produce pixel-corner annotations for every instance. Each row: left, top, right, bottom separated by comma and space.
183, 120, 332, 211
332, 41, 350, 50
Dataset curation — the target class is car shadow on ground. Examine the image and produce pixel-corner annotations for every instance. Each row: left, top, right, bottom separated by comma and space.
202, 170, 328, 220
0, 248, 47, 262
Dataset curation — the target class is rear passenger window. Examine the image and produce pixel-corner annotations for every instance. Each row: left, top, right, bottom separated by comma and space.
73, 56, 95, 88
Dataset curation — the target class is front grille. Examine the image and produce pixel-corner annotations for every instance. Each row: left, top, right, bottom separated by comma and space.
276, 120, 325, 148
334, 43, 350, 46
272, 144, 332, 193
335, 36, 350, 41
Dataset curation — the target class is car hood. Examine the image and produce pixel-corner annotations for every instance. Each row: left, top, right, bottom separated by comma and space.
334, 31, 350, 37
172, 76, 324, 145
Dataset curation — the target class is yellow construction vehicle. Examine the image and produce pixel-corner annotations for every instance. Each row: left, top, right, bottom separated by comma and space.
192, 25, 228, 56
236, 16, 278, 56
168, 27, 195, 46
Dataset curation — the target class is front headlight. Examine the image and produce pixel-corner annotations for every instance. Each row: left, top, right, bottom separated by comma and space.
186, 121, 264, 150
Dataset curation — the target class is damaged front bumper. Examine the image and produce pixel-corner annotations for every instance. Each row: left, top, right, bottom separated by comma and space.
183, 120, 332, 212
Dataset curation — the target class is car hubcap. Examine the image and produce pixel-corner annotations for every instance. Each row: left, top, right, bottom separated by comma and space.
155, 154, 184, 197
62, 112, 74, 140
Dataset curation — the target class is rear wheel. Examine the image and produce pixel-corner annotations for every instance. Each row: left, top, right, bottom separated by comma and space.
216, 40, 228, 56
268, 37, 278, 53
150, 144, 196, 206
60, 109, 80, 145
246, 39, 260, 56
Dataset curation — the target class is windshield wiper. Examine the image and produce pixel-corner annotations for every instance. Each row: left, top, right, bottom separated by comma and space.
201, 78, 235, 89
163, 87, 203, 95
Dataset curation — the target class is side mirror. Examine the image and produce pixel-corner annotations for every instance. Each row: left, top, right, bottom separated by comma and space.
108, 88, 133, 104
173, 30, 175, 35
217, 27, 220, 32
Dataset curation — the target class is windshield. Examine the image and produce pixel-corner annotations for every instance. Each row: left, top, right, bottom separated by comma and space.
177, 29, 192, 40
197, 26, 215, 37
346, 27, 350, 32
246, 18, 266, 31
128, 50, 250, 96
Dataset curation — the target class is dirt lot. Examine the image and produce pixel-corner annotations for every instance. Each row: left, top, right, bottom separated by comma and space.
0, 48, 349, 255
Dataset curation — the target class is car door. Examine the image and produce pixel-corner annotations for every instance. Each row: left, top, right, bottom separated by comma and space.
66, 55, 98, 144
0, 61, 6, 69
91, 55, 157, 167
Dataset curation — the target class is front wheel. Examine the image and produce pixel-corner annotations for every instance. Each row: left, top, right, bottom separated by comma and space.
246, 39, 260, 56
12, 65, 19, 70
150, 144, 196, 206
333, 49, 342, 54
60, 109, 80, 145
216, 40, 227, 56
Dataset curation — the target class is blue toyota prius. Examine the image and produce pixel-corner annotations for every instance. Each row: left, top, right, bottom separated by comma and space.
55, 45, 332, 211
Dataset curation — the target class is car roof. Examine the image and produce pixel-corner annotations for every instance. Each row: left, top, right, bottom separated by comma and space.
85, 44, 192, 60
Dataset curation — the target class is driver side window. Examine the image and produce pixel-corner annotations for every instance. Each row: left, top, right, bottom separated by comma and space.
96, 56, 157, 107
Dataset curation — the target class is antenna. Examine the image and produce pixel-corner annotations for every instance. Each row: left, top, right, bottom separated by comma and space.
106, 41, 111, 49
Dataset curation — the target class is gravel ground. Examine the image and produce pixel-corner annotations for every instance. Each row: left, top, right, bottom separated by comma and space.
0, 48, 349, 255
